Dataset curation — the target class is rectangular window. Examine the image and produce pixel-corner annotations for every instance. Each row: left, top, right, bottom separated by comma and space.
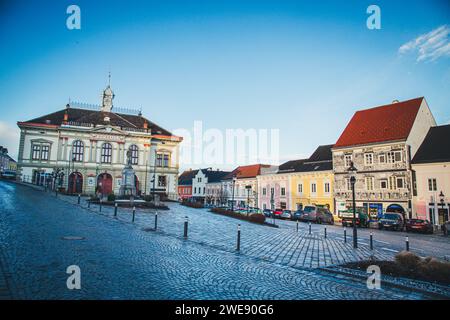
365, 177, 374, 191
41, 145, 49, 160
387, 151, 402, 163
32, 145, 41, 160
379, 153, 386, 164
380, 179, 388, 189
298, 183, 303, 193
158, 176, 167, 187
364, 153, 373, 166
324, 182, 330, 193
397, 177, 404, 189
270, 187, 274, 195
344, 154, 353, 168
262, 188, 266, 196
311, 183, 317, 193
280, 202, 286, 209
163, 154, 169, 167
281, 187, 286, 196
428, 178, 437, 191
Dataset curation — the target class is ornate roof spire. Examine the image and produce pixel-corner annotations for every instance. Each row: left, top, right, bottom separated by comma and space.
101, 72, 114, 112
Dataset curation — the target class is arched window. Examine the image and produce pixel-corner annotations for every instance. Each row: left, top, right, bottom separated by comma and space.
72, 140, 84, 162
101, 143, 112, 163
129, 145, 139, 165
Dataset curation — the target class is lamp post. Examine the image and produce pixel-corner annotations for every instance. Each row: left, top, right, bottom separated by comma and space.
439, 191, 446, 226
231, 176, 237, 213
348, 161, 358, 249
245, 185, 252, 215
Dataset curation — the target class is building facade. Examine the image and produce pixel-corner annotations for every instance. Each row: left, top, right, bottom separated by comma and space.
411, 125, 450, 227
17, 85, 182, 199
288, 145, 335, 213
333, 98, 436, 220
0, 146, 17, 176
177, 169, 198, 201
222, 164, 274, 209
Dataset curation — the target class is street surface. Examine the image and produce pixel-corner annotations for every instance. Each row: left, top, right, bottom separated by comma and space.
0, 180, 448, 299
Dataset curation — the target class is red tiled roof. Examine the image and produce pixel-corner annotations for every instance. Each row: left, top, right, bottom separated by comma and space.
224, 164, 270, 180
334, 97, 423, 148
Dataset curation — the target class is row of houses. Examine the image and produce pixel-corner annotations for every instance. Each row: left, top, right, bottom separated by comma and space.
0, 146, 17, 176
178, 97, 450, 227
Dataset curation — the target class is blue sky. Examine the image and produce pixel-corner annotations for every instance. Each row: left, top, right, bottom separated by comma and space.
0, 0, 449, 168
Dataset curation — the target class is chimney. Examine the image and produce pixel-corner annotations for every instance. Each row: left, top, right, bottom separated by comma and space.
143, 121, 148, 129
63, 110, 68, 123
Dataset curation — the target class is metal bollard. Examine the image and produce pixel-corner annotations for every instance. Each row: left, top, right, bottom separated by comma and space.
309, 222, 311, 235
99, 199, 102, 212
55, 190, 58, 197
237, 224, 241, 252
88, 200, 91, 209
132, 206, 136, 222
114, 203, 118, 217
77, 194, 81, 204
324, 227, 327, 239
344, 227, 347, 243
154, 212, 158, 230
370, 233, 373, 250
296, 220, 299, 233
406, 236, 409, 251
183, 216, 188, 238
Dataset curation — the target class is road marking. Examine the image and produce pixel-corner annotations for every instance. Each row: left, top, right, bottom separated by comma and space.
381, 247, 398, 253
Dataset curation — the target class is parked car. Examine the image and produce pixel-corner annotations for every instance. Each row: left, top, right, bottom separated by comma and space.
263, 209, 273, 218
273, 209, 283, 218
340, 210, 369, 228
280, 210, 292, 220
378, 213, 405, 231
293, 210, 304, 221
406, 219, 433, 234
300, 205, 334, 224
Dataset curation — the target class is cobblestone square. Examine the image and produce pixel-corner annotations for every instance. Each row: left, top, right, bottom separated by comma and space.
0, 181, 448, 300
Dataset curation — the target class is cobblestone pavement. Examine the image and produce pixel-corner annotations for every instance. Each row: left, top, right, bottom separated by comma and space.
59, 192, 450, 268
0, 181, 444, 299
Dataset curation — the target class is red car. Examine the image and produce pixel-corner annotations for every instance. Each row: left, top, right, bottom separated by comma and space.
273, 209, 283, 217
406, 219, 434, 234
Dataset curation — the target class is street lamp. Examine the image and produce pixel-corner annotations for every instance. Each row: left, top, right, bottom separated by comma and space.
245, 185, 252, 215
348, 161, 358, 249
231, 176, 237, 213
439, 191, 446, 225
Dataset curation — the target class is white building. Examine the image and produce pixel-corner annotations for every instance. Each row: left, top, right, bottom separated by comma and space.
191, 168, 230, 204
332, 97, 436, 220
17, 85, 182, 200
411, 124, 450, 227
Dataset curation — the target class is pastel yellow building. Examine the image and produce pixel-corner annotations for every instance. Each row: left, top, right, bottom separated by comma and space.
277, 145, 335, 213
289, 171, 334, 213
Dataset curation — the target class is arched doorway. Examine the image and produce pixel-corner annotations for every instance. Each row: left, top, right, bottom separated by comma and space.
386, 204, 405, 214
97, 173, 113, 196
134, 175, 139, 195
68, 172, 83, 194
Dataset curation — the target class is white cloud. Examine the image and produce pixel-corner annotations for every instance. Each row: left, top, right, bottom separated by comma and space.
0, 122, 20, 160
399, 25, 450, 62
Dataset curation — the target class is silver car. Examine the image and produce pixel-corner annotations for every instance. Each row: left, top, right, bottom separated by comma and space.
280, 210, 292, 220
